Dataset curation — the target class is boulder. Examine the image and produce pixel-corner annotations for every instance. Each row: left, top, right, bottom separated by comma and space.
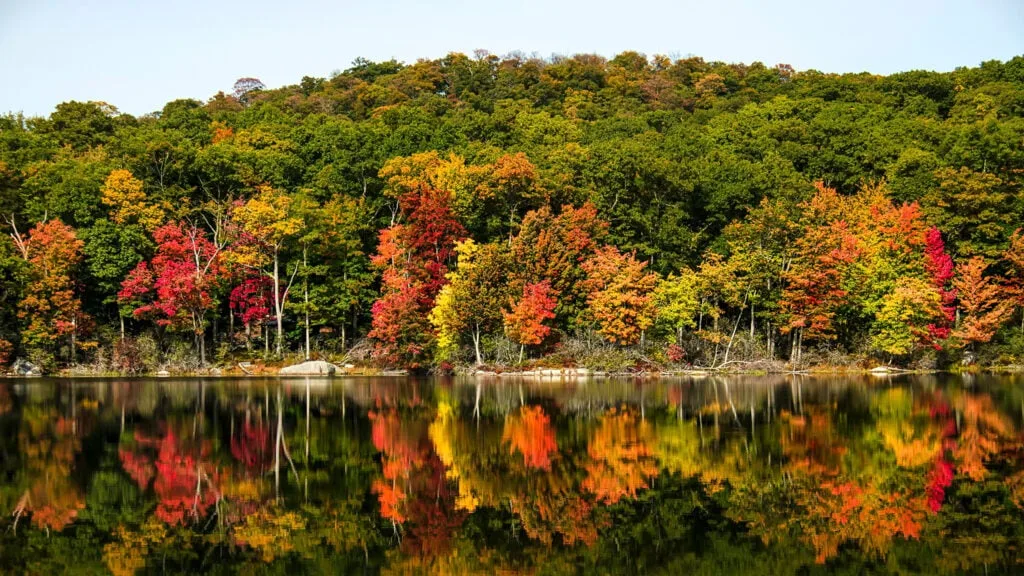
156, 370, 170, 377
12, 358, 41, 376
279, 360, 340, 376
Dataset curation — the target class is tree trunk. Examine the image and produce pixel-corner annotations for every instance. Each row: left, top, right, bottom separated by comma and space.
273, 254, 283, 357
721, 295, 747, 367
472, 324, 482, 366
120, 314, 125, 342
303, 248, 310, 361
199, 329, 207, 366
70, 316, 76, 365
519, 344, 524, 364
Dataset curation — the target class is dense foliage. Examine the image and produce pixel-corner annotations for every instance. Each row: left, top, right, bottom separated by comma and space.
2, 52, 1023, 370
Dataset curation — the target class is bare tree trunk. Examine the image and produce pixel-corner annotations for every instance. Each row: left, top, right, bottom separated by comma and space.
303, 248, 310, 361
472, 324, 482, 366
273, 255, 283, 357
120, 314, 125, 342
722, 293, 748, 367
750, 302, 755, 339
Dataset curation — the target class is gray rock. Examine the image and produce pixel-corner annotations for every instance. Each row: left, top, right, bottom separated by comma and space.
279, 360, 340, 375
12, 358, 41, 376
156, 370, 170, 377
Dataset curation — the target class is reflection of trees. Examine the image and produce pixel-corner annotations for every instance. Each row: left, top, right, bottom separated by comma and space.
953, 394, 1014, 481
503, 405, 558, 470
3, 376, 1023, 573
582, 407, 658, 504
13, 407, 85, 532
370, 406, 467, 559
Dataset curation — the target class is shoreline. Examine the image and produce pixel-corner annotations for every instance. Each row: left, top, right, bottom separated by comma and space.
5, 364, 1022, 379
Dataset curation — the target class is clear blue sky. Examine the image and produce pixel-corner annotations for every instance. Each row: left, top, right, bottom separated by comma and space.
1, 0, 1021, 118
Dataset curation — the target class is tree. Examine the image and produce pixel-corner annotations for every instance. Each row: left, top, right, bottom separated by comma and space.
369, 182, 466, 368
100, 169, 166, 231
489, 152, 544, 240
429, 240, 511, 364
1004, 229, 1024, 330
870, 276, 943, 358
11, 219, 92, 365
229, 275, 273, 351
230, 185, 303, 356
922, 168, 1014, 260
292, 193, 373, 356
510, 203, 608, 329
581, 246, 658, 345
653, 269, 700, 345
119, 221, 225, 365
923, 227, 956, 343
951, 257, 1013, 351
233, 77, 266, 105
780, 184, 863, 364
503, 281, 557, 362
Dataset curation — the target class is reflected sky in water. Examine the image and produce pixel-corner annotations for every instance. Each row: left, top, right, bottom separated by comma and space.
1, 374, 1022, 574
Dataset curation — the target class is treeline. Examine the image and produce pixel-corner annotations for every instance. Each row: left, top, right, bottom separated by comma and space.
0, 52, 1022, 371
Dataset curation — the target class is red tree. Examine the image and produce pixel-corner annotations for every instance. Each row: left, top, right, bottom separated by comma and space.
923, 227, 956, 344
369, 187, 465, 367
503, 281, 557, 362
119, 221, 225, 364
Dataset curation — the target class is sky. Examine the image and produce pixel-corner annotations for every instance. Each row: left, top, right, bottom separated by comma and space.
1, 0, 1022, 118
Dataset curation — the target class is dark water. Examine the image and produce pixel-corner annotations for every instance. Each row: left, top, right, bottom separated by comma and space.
1, 374, 1023, 575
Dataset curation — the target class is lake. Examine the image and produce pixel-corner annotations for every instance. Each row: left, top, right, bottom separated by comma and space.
1, 374, 1022, 574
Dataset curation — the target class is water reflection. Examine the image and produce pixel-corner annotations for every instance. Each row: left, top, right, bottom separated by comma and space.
1, 375, 1022, 574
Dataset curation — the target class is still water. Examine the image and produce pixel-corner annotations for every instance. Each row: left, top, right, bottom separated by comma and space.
0, 374, 1022, 574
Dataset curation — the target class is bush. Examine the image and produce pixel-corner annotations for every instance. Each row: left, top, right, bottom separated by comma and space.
113, 338, 147, 374
162, 338, 201, 372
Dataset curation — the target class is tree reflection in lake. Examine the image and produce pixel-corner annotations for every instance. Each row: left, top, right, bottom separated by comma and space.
0, 374, 1022, 574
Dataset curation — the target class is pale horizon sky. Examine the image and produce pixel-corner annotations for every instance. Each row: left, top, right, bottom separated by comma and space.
1, 0, 1022, 118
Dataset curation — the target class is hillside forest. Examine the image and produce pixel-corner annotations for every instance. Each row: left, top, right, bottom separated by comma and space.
1, 51, 1023, 372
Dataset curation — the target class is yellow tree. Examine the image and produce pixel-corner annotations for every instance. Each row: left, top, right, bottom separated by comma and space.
100, 169, 166, 231
231, 185, 303, 356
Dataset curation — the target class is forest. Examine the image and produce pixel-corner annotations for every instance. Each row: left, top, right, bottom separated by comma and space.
1, 51, 1023, 373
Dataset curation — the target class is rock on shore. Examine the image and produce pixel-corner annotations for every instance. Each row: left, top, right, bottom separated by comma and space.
279, 360, 341, 375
